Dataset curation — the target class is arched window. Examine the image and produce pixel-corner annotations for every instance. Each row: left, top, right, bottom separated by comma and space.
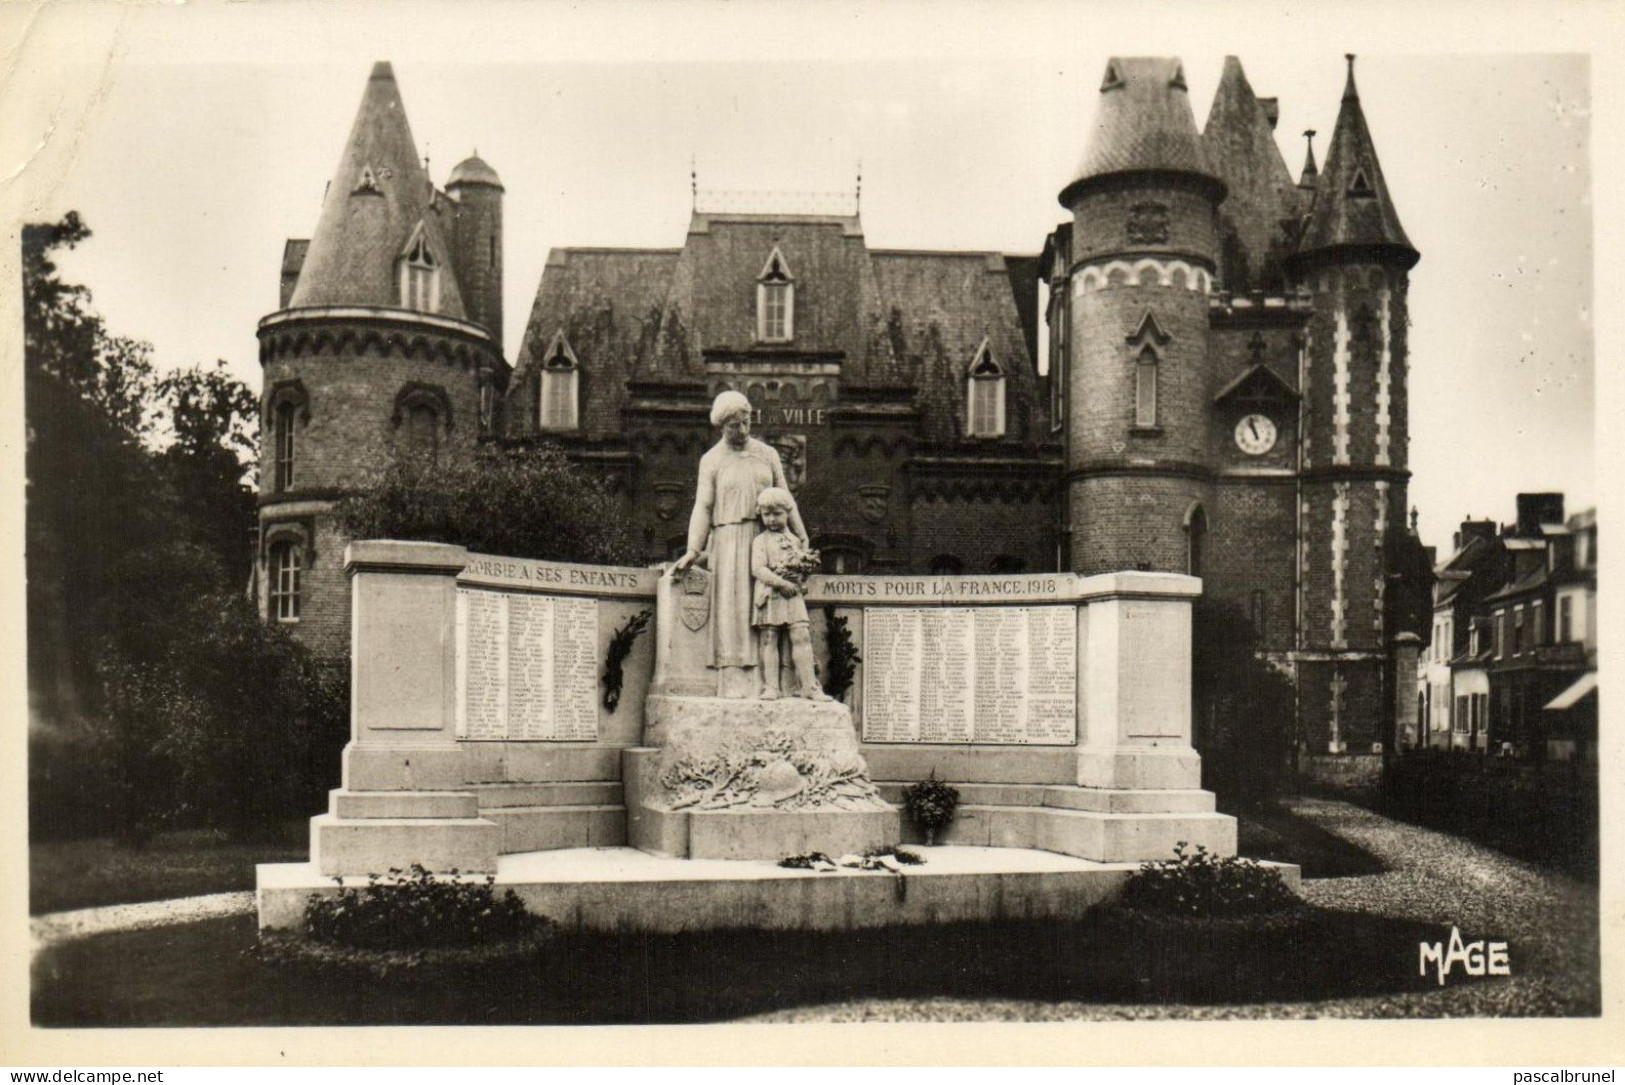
399, 224, 440, 313
1184, 503, 1207, 577
539, 332, 580, 431
273, 401, 296, 492
404, 402, 439, 460
989, 555, 1026, 574
1135, 344, 1159, 428
966, 339, 1005, 438
269, 541, 302, 622
757, 247, 795, 342
929, 555, 965, 576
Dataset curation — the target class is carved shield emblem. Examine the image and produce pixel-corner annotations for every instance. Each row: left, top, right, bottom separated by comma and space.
653, 483, 683, 522
1126, 201, 1170, 245
679, 567, 711, 632
769, 434, 807, 492
859, 485, 890, 525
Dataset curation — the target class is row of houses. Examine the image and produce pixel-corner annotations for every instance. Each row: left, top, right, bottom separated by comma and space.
1413, 493, 1598, 760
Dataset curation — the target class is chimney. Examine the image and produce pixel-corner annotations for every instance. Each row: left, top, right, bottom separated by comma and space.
1258, 97, 1280, 131
1515, 493, 1565, 536
1454, 518, 1497, 552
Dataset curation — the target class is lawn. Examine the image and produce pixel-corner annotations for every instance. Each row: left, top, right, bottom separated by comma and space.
30, 827, 308, 914
33, 905, 1487, 1027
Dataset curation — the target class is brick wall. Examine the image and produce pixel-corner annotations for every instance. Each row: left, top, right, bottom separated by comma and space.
1067, 180, 1219, 265
1207, 479, 1297, 652
1068, 475, 1209, 576
448, 184, 503, 348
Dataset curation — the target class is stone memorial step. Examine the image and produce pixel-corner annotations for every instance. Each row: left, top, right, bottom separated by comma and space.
898, 802, 1235, 863
471, 781, 625, 809
482, 803, 628, 853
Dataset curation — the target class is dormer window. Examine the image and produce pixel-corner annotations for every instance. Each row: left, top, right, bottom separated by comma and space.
1348, 167, 1375, 198
757, 247, 795, 343
539, 332, 580, 431
966, 339, 1005, 438
399, 224, 441, 313
354, 165, 381, 194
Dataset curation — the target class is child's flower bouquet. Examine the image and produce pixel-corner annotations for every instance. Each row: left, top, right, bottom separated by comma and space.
771, 543, 822, 589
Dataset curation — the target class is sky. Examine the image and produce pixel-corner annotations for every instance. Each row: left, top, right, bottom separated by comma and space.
0, 0, 1608, 554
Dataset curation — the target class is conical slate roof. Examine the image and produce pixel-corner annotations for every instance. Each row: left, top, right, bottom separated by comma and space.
448, 152, 503, 190
1061, 57, 1222, 205
289, 62, 468, 316
1297, 57, 1417, 265
1202, 56, 1302, 291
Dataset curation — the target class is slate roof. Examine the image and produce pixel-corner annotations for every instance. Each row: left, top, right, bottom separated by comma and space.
1062, 57, 1221, 204
1201, 57, 1306, 292
1296, 57, 1418, 265
514, 212, 1044, 446
289, 62, 469, 318
448, 153, 503, 190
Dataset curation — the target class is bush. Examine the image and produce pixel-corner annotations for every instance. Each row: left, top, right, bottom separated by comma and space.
901, 773, 960, 842
335, 445, 638, 565
1191, 599, 1296, 808
81, 579, 348, 843
304, 865, 548, 951
1117, 842, 1297, 918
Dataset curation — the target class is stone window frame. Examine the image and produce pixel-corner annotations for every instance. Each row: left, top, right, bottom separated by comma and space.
391, 381, 453, 461
264, 523, 309, 623
398, 221, 442, 313
965, 338, 1006, 438
756, 247, 795, 343
265, 379, 310, 494
1182, 502, 1207, 578
537, 331, 581, 432
1125, 309, 1171, 434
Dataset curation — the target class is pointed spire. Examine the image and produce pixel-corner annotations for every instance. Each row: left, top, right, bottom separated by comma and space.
1202, 56, 1299, 290
1295, 55, 1418, 267
1060, 57, 1223, 207
290, 62, 467, 316
1299, 130, 1319, 187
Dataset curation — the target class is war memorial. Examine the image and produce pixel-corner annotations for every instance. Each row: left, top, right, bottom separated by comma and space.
255, 390, 1276, 933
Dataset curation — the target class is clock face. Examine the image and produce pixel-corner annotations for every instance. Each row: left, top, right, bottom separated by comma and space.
1235, 413, 1278, 455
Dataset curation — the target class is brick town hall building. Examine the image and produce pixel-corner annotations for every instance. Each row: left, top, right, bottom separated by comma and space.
255, 56, 1433, 770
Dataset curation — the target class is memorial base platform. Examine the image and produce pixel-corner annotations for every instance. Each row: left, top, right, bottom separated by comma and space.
257, 845, 1301, 933
625, 693, 900, 860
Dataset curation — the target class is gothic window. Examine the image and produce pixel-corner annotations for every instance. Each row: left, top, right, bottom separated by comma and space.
399, 225, 441, 313
822, 548, 864, 575
539, 332, 580, 431
1049, 295, 1068, 432
1135, 345, 1159, 428
273, 401, 296, 492
757, 247, 795, 343
966, 340, 1005, 438
404, 403, 439, 460
1184, 503, 1207, 578
269, 541, 302, 622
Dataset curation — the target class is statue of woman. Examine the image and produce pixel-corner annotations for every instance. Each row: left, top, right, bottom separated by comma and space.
672, 391, 808, 695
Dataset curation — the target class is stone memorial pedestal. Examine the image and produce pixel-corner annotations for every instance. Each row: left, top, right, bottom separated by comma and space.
624, 692, 900, 860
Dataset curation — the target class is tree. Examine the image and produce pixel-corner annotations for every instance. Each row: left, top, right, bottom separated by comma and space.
153, 362, 259, 586
336, 445, 639, 566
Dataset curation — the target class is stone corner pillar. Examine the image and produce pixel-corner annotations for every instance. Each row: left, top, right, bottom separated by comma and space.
312, 539, 498, 876
1074, 571, 1205, 790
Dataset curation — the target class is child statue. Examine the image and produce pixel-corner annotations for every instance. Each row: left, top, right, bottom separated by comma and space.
750, 487, 832, 702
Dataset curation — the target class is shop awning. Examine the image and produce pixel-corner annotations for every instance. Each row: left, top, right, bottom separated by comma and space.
1544, 671, 1598, 711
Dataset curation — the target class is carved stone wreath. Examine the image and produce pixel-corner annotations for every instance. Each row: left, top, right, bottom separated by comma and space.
657, 729, 889, 812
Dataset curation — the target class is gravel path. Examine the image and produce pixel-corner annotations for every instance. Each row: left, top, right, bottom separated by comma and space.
30, 891, 256, 950
744, 797, 1601, 1021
